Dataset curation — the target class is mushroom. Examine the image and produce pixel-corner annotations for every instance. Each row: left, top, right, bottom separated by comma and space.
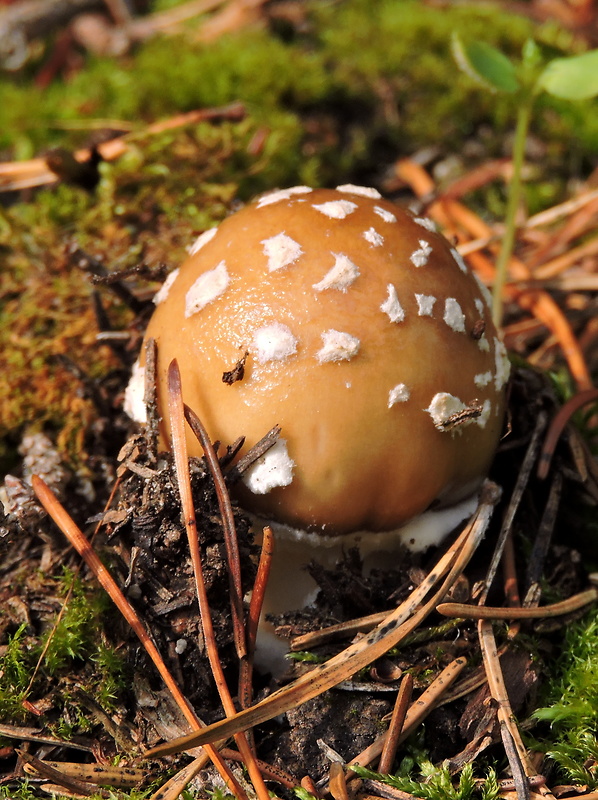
125, 185, 509, 667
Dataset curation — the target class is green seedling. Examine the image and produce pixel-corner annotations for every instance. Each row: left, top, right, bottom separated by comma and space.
452, 35, 598, 326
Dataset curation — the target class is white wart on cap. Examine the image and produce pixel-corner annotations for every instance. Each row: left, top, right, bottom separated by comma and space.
132, 186, 509, 535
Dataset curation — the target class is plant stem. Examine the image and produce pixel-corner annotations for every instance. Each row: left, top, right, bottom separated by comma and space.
491, 98, 533, 327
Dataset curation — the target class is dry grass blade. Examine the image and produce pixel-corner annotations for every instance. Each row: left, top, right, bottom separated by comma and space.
31, 475, 247, 800
359, 782, 421, 800
166, 359, 272, 800
143, 482, 500, 759
183, 402, 246, 659
525, 188, 598, 229
437, 588, 598, 619
533, 236, 598, 279
0, 723, 91, 751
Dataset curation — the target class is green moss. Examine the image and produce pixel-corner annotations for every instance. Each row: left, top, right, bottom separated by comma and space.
0, 624, 32, 720
0, 571, 127, 726
531, 610, 598, 787
1, 0, 596, 166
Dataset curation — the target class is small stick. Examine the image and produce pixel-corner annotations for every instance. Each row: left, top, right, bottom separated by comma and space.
378, 674, 413, 775
167, 360, 272, 800
0, 102, 246, 192
184, 402, 246, 659
437, 588, 598, 619
143, 337, 160, 461
31, 475, 247, 800
226, 425, 281, 480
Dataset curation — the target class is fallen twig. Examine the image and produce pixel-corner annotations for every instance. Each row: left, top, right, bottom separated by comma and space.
0, 102, 245, 192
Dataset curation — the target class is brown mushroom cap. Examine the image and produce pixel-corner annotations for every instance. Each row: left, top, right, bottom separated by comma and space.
130, 185, 509, 535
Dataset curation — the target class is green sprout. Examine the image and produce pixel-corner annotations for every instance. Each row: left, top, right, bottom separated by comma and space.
452, 35, 598, 326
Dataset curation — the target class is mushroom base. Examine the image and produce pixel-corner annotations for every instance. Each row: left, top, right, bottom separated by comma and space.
251, 492, 479, 674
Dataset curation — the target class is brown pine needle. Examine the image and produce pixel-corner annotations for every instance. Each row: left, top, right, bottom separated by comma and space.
329, 761, 350, 800
148, 754, 211, 800
183, 402, 246, 659
476, 412, 546, 607
378, 674, 413, 775
290, 609, 390, 651
143, 482, 500, 759
239, 525, 274, 711
17, 750, 103, 798
301, 775, 320, 797
31, 475, 247, 800
166, 359, 273, 800
437, 588, 598, 619
537, 388, 598, 480
478, 620, 538, 800
394, 157, 593, 392
348, 657, 468, 770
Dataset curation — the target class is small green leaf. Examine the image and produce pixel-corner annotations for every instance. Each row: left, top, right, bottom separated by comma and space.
539, 49, 598, 100
452, 34, 520, 93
